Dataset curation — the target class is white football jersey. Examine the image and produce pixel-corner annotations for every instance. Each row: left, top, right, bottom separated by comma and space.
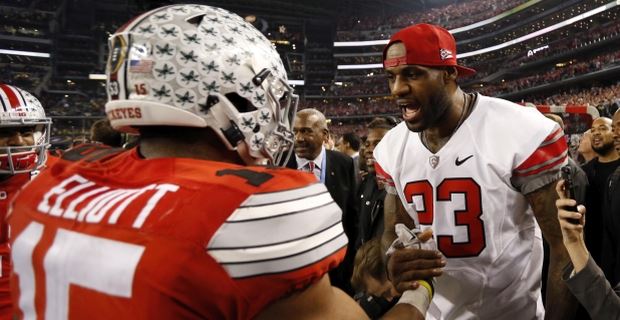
374, 94, 568, 320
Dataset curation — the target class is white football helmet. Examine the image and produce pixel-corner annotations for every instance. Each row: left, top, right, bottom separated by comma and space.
104, 4, 298, 165
0, 84, 51, 175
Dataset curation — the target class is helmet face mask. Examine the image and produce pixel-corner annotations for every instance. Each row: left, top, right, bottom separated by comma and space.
105, 5, 297, 165
0, 84, 51, 175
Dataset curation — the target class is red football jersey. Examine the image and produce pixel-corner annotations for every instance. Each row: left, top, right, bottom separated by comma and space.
0, 173, 31, 319
9, 145, 347, 319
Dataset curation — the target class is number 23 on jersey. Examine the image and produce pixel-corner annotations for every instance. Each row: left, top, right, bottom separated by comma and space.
403, 178, 486, 258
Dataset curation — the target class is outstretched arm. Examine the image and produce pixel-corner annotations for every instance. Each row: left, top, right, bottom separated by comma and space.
528, 181, 578, 320
256, 274, 427, 320
555, 180, 620, 319
255, 275, 368, 320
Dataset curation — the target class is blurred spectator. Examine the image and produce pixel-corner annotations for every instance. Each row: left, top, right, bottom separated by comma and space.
582, 117, 620, 276
337, 132, 362, 183
356, 117, 397, 248
578, 129, 597, 165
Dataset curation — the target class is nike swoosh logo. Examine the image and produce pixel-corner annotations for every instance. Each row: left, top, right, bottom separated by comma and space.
455, 155, 473, 166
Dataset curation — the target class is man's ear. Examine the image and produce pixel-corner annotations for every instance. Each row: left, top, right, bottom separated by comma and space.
444, 67, 458, 81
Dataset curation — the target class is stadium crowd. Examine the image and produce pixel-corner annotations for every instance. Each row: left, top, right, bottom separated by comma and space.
336, 0, 522, 40
479, 51, 620, 96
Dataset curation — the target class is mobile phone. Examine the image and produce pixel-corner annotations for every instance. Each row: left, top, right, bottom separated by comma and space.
560, 165, 580, 224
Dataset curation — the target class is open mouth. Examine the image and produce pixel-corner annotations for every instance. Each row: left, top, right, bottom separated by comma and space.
294, 144, 310, 152
399, 102, 420, 121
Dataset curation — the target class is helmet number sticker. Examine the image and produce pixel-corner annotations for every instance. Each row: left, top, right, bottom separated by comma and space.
108, 81, 120, 98
134, 83, 147, 95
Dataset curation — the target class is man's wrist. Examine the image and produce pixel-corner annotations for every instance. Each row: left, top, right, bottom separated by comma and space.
396, 281, 433, 315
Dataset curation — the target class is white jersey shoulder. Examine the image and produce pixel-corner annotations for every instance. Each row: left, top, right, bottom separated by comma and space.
467, 95, 558, 172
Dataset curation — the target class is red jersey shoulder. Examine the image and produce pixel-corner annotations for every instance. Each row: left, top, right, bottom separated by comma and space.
60, 144, 126, 163
211, 165, 316, 193
44, 151, 60, 168
160, 156, 317, 195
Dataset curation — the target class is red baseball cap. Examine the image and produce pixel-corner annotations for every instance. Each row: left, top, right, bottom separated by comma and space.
383, 23, 476, 77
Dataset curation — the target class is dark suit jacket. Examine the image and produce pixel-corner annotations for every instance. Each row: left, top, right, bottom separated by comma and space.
356, 173, 386, 249
287, 149, 359, 295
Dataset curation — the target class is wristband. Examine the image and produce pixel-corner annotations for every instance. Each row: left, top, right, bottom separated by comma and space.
396, 285, 431, 315
417, 279, 433, 299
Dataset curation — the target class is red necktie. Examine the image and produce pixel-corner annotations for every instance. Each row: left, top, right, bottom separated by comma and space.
308, 161, 315, 172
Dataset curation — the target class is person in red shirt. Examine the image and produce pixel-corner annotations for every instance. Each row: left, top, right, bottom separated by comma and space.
8, 5, 428, 320
0, 83, 51, 318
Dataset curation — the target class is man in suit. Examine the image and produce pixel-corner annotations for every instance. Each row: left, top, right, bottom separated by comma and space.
337, 132, 362, 184
289, 108, 359, 296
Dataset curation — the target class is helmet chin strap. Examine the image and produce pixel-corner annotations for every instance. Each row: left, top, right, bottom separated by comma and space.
236, 141, 265, 166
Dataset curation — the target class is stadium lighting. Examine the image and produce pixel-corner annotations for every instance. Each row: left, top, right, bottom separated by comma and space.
338, 64, 382, 70
0, 49, 50, 58
89, 74, 106, 80
335, 0, 618, 68
450, 0, 542, 34
288, 80, 305, 86
89, 74, 305, 86
334, 40, 388, 47
458, 0, 616, 58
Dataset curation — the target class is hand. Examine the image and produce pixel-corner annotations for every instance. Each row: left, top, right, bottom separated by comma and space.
360, 170, 368, 180
555, 180, 585, 245
387, 229, 445, 293
554, 180, 589, 273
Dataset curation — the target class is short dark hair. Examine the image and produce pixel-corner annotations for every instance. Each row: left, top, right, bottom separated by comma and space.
342, 132, 361, 151
90, 119, 123, 147
368, 116, 399, 130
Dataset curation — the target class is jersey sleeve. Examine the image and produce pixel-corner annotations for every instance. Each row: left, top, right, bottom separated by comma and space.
373, 129, 398, 195
512, 123, 568, 194
206, 179, 347, 318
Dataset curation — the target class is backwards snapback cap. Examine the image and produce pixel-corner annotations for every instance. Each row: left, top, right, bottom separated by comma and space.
383, 23, 476, 77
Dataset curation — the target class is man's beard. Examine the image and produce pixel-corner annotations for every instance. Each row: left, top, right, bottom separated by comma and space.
593, 141, 615, 156
404, 89, 452, 132
426, 89, 453, 128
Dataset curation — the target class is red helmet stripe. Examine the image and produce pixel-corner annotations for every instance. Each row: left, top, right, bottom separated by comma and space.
0, 84, 21, 109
